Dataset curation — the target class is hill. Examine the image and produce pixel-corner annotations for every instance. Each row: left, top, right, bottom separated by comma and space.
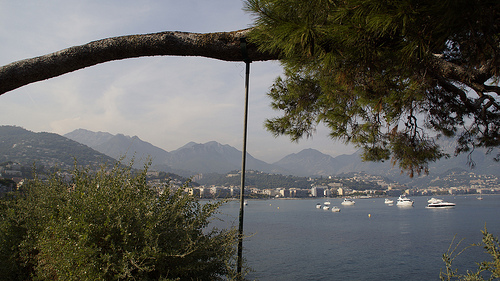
65, 129, 283, 176
0, 126, 116, 168
65, 128, 171, 170
2, 126, 498, 186
65, 128, 500, 180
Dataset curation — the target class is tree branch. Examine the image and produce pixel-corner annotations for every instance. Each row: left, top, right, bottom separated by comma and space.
0, 29, 278, 96
484, 85, 500, 96
428, 54, 491, 87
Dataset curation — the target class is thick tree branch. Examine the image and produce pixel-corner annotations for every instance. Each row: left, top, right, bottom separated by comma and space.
0, 29, 278, 96
428, 54, 491, 86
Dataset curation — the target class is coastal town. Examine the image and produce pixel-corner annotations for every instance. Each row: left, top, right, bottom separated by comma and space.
148, 169, 500, 199
2, 161, 500, 199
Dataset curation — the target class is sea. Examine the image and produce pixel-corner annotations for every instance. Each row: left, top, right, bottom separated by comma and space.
211, 195, 500, 281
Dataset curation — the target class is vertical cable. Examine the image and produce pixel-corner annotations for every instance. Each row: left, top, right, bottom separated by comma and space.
237, 37, 251, 278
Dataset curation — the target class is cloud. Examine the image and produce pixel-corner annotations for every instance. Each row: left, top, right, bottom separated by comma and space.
0, 0, 356, 163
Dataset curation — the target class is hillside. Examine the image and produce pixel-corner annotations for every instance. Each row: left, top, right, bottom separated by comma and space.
65, 129, 284, 175
0, 126, 116, 168
2, 126, 499, 186
65, 128, 171, 169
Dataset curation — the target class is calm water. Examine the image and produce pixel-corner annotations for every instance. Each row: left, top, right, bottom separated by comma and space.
213, 195, 500, 281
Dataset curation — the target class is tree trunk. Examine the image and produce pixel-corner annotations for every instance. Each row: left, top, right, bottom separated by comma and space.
0, 29, 278, 96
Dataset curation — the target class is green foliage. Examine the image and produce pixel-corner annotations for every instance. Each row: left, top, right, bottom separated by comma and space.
198, 171, 311, 190
0, 163, 240, 280
440, 228, 500, 281
245, 0, 500, 177
0, 125, 117, 169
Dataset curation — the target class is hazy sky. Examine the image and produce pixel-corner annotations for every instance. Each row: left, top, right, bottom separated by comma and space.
0, 0, 356, 163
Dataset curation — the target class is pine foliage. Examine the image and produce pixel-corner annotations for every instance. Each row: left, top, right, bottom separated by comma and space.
245, 0, 500, 176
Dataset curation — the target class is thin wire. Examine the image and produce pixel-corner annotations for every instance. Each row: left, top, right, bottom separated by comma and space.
237, 38, 251, 278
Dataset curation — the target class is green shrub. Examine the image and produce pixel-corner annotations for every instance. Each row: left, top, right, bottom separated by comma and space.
0, 163, 240, 280
440, 227, 500, 281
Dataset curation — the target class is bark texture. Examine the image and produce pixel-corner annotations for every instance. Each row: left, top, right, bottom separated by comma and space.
0, 29, 278, 96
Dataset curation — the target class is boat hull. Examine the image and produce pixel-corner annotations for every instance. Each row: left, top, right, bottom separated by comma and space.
426, 203, 456, 209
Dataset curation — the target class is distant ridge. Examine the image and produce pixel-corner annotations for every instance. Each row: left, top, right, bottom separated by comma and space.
0, 126, 116, 168
64, 129, 282, 175
273, 148, 341, 176
64, 128, 500, 179
168, 141, 279, 174
65, 129, 171, 170
1, 126, 496, 183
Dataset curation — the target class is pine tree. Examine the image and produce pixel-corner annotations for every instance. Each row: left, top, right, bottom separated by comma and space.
245, 0, 500, 176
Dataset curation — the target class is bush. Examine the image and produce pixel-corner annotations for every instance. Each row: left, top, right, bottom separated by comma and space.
440, 227, 500, 281
0, 163, 240, 280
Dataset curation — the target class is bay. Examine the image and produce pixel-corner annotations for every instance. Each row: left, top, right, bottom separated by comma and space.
213, 195, 500, 280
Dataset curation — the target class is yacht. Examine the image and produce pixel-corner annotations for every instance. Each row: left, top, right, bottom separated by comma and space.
426, 199, 456, 209
384, 198, 394, 204
341, 198, 355, 206
396, 195, 414, 207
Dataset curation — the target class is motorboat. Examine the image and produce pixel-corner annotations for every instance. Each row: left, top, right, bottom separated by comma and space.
316, 203, 322, 209
244, 200, 248, 206
396, 195, 414, 207
384, 198, 394, 204
324, 201, 331, 205
477, 196, 484, 200
426, 200, 456, 209
323, 205, 330, 210
331, 206, 341, 212
341, 198, 355, 206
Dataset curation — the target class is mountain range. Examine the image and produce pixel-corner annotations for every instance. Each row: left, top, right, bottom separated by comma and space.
0, 126, 116, 168
1, 126, 499, 184
64, 128, 500, 179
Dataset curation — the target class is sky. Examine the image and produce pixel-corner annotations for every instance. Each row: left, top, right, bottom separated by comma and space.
0, 0, 356, 163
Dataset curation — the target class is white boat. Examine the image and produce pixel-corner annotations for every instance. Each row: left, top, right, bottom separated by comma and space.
341, 198, 355, 206
396, 195, 414, 206
331, 206, 341, 212
477, 196, 484, 200
384, 198, 394, 204
244, 200, 248, 206
426, 201, 456, 209
324, 201, 331, 205
323, 205, 330, 210
316, 203, 322, 209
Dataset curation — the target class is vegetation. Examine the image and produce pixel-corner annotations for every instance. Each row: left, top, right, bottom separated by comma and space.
0, 126, 116, 169
245, 0, 500, 177
198, 171, 311, 189
440, 227, 500, 280
1, 1, 498, 177
0, 163, 241, 280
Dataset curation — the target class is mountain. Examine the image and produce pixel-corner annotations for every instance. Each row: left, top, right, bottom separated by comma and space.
63, 128, 114, 147
65, 129, 171, 170
0, 126, 116, 168
168, 141, 280, 174
273, 148, 342, 176
65, 129, 282, 175
4, 126, 494, 181
272, 148, 402, 177
273, 146, 500, 179
65, 128, 500, 178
